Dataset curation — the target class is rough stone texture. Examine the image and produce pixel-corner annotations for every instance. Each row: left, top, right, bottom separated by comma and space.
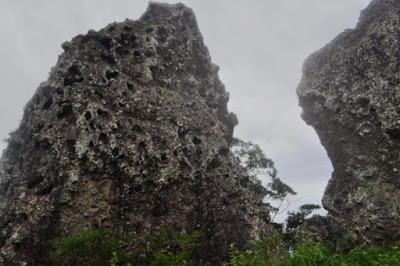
297, 0, 400, 245
0, 3, 276, 265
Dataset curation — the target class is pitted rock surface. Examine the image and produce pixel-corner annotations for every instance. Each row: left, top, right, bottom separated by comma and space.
297, 0, 400, 245
0, 3, 275, 265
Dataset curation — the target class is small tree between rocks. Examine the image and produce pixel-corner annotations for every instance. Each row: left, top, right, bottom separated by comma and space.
231, 138, 296, 222
284, 204, 321, 245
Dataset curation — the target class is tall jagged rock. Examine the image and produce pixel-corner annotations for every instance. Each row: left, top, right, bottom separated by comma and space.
0, 3, 276, 265
297, 0, 400, 245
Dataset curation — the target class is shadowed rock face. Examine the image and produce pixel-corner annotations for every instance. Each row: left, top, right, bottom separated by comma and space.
0, 3, 276, 265
297, 0, 400, 245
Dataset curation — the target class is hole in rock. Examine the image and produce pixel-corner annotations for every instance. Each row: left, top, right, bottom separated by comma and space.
20, 213, 28, 221
97, 109, 108, 117
386, 128, 400, 139
160, 153, 168, 163
35, 184, 54, 196
178, 131, 186, 141
3, 220, 11, 228
27, 175, 45, 189
118, 34, 128, 45
138, 141, 146, 152
129, 35, 137, 47
34, 138, 51, 151
81, 154, 88, 164
132, 125, 143, 132
116, 46, 128, 56
85, 111, 92, 120
57, 102, 73, 119
106, 70, 119, 80
66, 139, 76, 158
80, 34, 96, 44
35, 123, 44, 133
101, 54, 117, 64
63, 65, 83, 86
14, 242, 20, 252
158, 27, 166, 35
152, 197, 168, 217
207, 158, 221, 170
42, 97, 53, 110
100, 36, 113, 49
356, 97, 370, 107
56, 88, 63, 95
192, 137, 202, 145
99, 133, 109, 143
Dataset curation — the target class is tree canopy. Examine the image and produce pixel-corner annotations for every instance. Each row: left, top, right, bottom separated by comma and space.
231, 138, 296, 217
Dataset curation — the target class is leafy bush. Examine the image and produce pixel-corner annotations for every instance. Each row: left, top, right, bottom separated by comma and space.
284, 204, 321, 246
346, 244, 400, 266
139, 228, 208, 266
222, 237, 400, 266
50, 227, 207, 266
222, 235, 287, 266
50, 228, 135, 266
50, 227, 400, 266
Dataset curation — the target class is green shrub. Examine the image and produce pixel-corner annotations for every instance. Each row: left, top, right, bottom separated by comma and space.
221, 237, 400, 266
50, 228, 400, 266
50, 227, 207, 266
50, 228, 135, 266
222, 235, 288, 266
140, 228, 208, 266
288, 240, 343, 266
346, 243, 400, 266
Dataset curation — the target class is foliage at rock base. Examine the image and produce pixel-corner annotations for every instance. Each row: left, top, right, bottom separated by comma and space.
51, 228, 400, 266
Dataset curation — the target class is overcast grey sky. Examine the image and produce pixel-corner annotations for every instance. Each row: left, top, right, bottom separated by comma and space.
0, 0, 371, 222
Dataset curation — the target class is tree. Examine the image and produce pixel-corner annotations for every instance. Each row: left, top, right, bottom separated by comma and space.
284, 204, 321, 245
231, 138, 296, 221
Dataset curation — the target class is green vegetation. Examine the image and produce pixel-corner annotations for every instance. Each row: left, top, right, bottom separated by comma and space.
284, 204, 321, 245
139, 227, 208, 266
231, 138, 296, 219
50, 228, 400, 265
224, 238, 400, 266
51, 228, 208, 266
50, 228, 135, 266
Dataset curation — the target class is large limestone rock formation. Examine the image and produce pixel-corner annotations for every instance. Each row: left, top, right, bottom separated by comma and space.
0, 3, 275, 265
297, 0, 400, 245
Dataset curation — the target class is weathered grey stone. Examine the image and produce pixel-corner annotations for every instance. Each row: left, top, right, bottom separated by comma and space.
0, 3, 275, 265
297, 0, 400, 245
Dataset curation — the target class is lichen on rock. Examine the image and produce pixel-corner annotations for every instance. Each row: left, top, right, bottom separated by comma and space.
0, 2, 276, 265
297, 0, 400, 246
